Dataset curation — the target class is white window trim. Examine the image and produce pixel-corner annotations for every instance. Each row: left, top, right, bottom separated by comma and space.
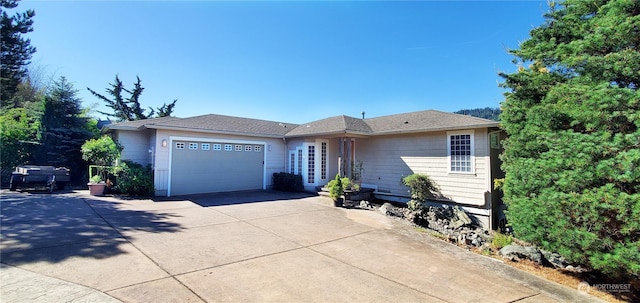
447, 130, 475, 174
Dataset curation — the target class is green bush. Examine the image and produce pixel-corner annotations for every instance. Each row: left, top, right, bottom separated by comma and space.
272, 172, 303, 192
402, 173, 439, 202
491, 233, 513, 250
407, 199, 424, 211
328, 174, 343, 200
110, 160, 154, 196
81, 135, 121, 181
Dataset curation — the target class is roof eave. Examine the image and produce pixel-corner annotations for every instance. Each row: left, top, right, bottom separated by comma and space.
372, 123, 499, 136
146, 125, 286, 138
285, 130, 371, 138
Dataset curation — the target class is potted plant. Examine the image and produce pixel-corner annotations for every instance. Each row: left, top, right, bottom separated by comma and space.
328, 174, 344, 207
81, 136, 121, 196
88, 175, 106, 196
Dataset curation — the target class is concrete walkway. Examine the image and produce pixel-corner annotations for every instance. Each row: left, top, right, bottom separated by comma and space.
0, 190, 603, 302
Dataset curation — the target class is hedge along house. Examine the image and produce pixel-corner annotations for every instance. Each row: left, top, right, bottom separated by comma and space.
103, 109, 506, 229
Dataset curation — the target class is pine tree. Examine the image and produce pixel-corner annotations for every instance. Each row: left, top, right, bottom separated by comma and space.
500, 0, 639, 279
87, 75, 177, 121
36, 77, 93, 181
0, 0, 36, 105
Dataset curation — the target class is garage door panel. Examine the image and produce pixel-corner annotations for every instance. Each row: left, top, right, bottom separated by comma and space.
170, 141, 264, 196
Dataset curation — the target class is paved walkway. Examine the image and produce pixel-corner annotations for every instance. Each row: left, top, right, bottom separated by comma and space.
1, 190, 603, 302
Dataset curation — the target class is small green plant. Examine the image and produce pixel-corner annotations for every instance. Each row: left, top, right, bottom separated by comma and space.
89, 174, 103, 184
491, 232, 513, 250
341, 177, 351, 190
402, 173, 439, 202
328, 174, 343, 200
407, 199, 424, 211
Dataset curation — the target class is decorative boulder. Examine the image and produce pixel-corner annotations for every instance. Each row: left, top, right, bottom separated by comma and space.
499, 244, 549, 266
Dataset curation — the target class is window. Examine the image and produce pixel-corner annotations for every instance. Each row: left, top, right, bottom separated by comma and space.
235, 145, 243, 151
175, 142, 185, 149
224, 144, 233, 151
189, 143, 198, 150
448, 132, 474, 173
201, 143, 210, 151
213, 144, 222, 151
297, 149, 303, 176
254, 145, 261, 152
290, 153, 296, 174
308, 145, 315, 183
245, 145, 252, 152
321, 142, 327, 180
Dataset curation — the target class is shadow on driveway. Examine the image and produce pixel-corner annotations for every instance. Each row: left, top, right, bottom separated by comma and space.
162, 189, 317, 207
0, 191, 183, 265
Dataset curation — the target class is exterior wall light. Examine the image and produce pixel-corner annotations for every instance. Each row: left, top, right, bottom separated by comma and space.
162, 139, 168, 147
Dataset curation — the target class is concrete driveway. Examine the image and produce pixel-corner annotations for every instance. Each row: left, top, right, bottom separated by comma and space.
0, 190, 602, 302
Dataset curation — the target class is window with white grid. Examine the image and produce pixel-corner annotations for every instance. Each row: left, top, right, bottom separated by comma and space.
213, 144, 222, 151
189, 143, 198, 150
447, 132, 474, 173
201, 143, 210, 151
224, 144, 232, 151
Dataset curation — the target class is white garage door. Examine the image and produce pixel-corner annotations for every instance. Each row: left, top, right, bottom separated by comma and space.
170, 141, 264, 196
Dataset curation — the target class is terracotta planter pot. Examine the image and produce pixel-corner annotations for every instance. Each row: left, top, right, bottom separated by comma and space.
88, 183, 106, 196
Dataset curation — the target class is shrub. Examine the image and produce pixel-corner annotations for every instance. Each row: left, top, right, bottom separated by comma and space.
491, 233, 513, 250
328, 174, 343, 200
407, 199, 424, 211
402, 173, 439, 202
272, 172, 303, 192
81, 135, 121, 181
110, 160, 154, 196
89, 175, 102, 184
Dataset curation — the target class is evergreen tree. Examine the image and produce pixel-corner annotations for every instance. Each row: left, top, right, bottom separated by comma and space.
87, 75, 177, 121
500, 0, 639, 279
454, 107, 501, 121
0, 0, 36, 105
36, 77, 93, 181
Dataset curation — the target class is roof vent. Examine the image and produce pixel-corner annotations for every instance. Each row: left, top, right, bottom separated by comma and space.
404, 121, 409, 124
361, 111, 366, 119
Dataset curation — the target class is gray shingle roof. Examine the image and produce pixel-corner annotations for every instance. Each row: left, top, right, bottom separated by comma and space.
105, 110, 498, 138
363, 110, 498, 135
284, 115, 372, 137
103, 116, 183, 130
105, 114, 295, 137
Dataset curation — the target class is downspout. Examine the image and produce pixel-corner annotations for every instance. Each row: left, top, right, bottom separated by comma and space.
282, 137, 287, 173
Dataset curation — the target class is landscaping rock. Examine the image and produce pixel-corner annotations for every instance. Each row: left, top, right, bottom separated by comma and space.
541, 250, 570, 269
450, 206, 473, 228
358, 200, 373, 209
499, 244, 549, 265
378, 203, 405, 217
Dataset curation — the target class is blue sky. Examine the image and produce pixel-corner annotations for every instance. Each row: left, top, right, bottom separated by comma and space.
22, 0, 547, 124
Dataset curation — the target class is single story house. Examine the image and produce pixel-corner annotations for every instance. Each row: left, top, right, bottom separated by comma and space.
103, 109, 506, 229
